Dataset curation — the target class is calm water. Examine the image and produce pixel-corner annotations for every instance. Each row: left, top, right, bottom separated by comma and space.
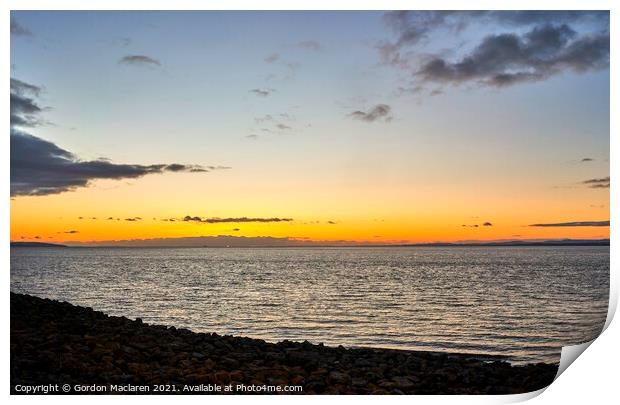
10, 246, 609, 364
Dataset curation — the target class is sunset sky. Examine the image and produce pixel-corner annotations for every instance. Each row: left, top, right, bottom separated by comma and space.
10, 11, 610, 245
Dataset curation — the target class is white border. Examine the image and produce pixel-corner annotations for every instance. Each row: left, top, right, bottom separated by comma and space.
3, 1, 617, 404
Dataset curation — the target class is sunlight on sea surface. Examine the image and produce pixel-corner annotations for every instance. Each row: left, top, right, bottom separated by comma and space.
11, 246, 609, 364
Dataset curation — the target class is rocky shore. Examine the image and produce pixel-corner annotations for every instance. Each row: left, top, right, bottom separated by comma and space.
11, 293, 558, 394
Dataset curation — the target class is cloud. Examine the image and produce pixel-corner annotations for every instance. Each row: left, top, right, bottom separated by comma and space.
487, 11, 609, 26
232, 228, 241, 231
10, 131, 221, 196
462, 224, 479, 228
11, 19, 33, 37
327, 220, 337, 225
249, 114, 297, 137
349, 104, 393, 123
249, 88, 274, 97
11, 78, 42, 96
379, 11, 609, 89
529, 220, 609, 227
298, 40, 321, 51
483, 222, 493, 226
264, 53, 280, 63
125, 217, 142, 222
417, 25, 609, 87
119, 55, 161, 67
63, 230, 79, 234
10, 79, 45, 128
380, 11, 607, 56
581, 158, 594, 162
254, 115, 273, 124
183, 216, 294, 223
10, 78, 227, 196
583, 176, 610, 188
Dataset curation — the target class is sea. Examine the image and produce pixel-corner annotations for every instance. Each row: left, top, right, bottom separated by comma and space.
10, 246, 609, 364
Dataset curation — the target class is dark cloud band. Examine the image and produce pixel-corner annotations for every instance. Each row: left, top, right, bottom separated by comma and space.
10, 78, 227, 197
183, 216, 293, 223
583, 177, 610, 188
529, 220, 609, 227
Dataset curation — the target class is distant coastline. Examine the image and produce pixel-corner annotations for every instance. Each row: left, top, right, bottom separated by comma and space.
10, 239, 609, 248
10, 242, 67, 248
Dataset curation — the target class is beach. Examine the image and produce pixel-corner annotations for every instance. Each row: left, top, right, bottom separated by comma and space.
11, 293, 558, 394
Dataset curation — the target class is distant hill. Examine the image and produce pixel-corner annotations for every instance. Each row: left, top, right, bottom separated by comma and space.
397, 239, 610, 247
10, 242, 67, 248
61, 235, 609, 248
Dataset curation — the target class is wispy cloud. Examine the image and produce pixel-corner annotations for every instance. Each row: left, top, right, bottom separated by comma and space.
183, 216, 293, 223
249, 88, 275, 97
11, 19, 32, 37
529, 220, 609, 227
583, 177, 610, 188
119, 55, 161, 67
581, 157, 594, 162
349, 104, 393, 123
11, 78, 41, 96
254, 114, 273, 124
10, 78, 45, 128
264, 53, 280, 63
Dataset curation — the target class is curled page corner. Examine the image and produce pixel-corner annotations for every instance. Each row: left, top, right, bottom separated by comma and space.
555, 340, 595, 380
499, 386, 550, 403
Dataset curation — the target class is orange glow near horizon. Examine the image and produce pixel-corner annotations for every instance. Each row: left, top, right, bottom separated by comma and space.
10, 173, 610, 245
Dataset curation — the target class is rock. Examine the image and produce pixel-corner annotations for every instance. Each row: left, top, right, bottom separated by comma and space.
328, 371, 350, 385
220, 357, 240, 369
290, 375, 305, 385
202, 358, 216, 370
229, 370, 244, 382
191, 352, 206, 360
214, 371, 230, 385
391, 376, 416, 390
